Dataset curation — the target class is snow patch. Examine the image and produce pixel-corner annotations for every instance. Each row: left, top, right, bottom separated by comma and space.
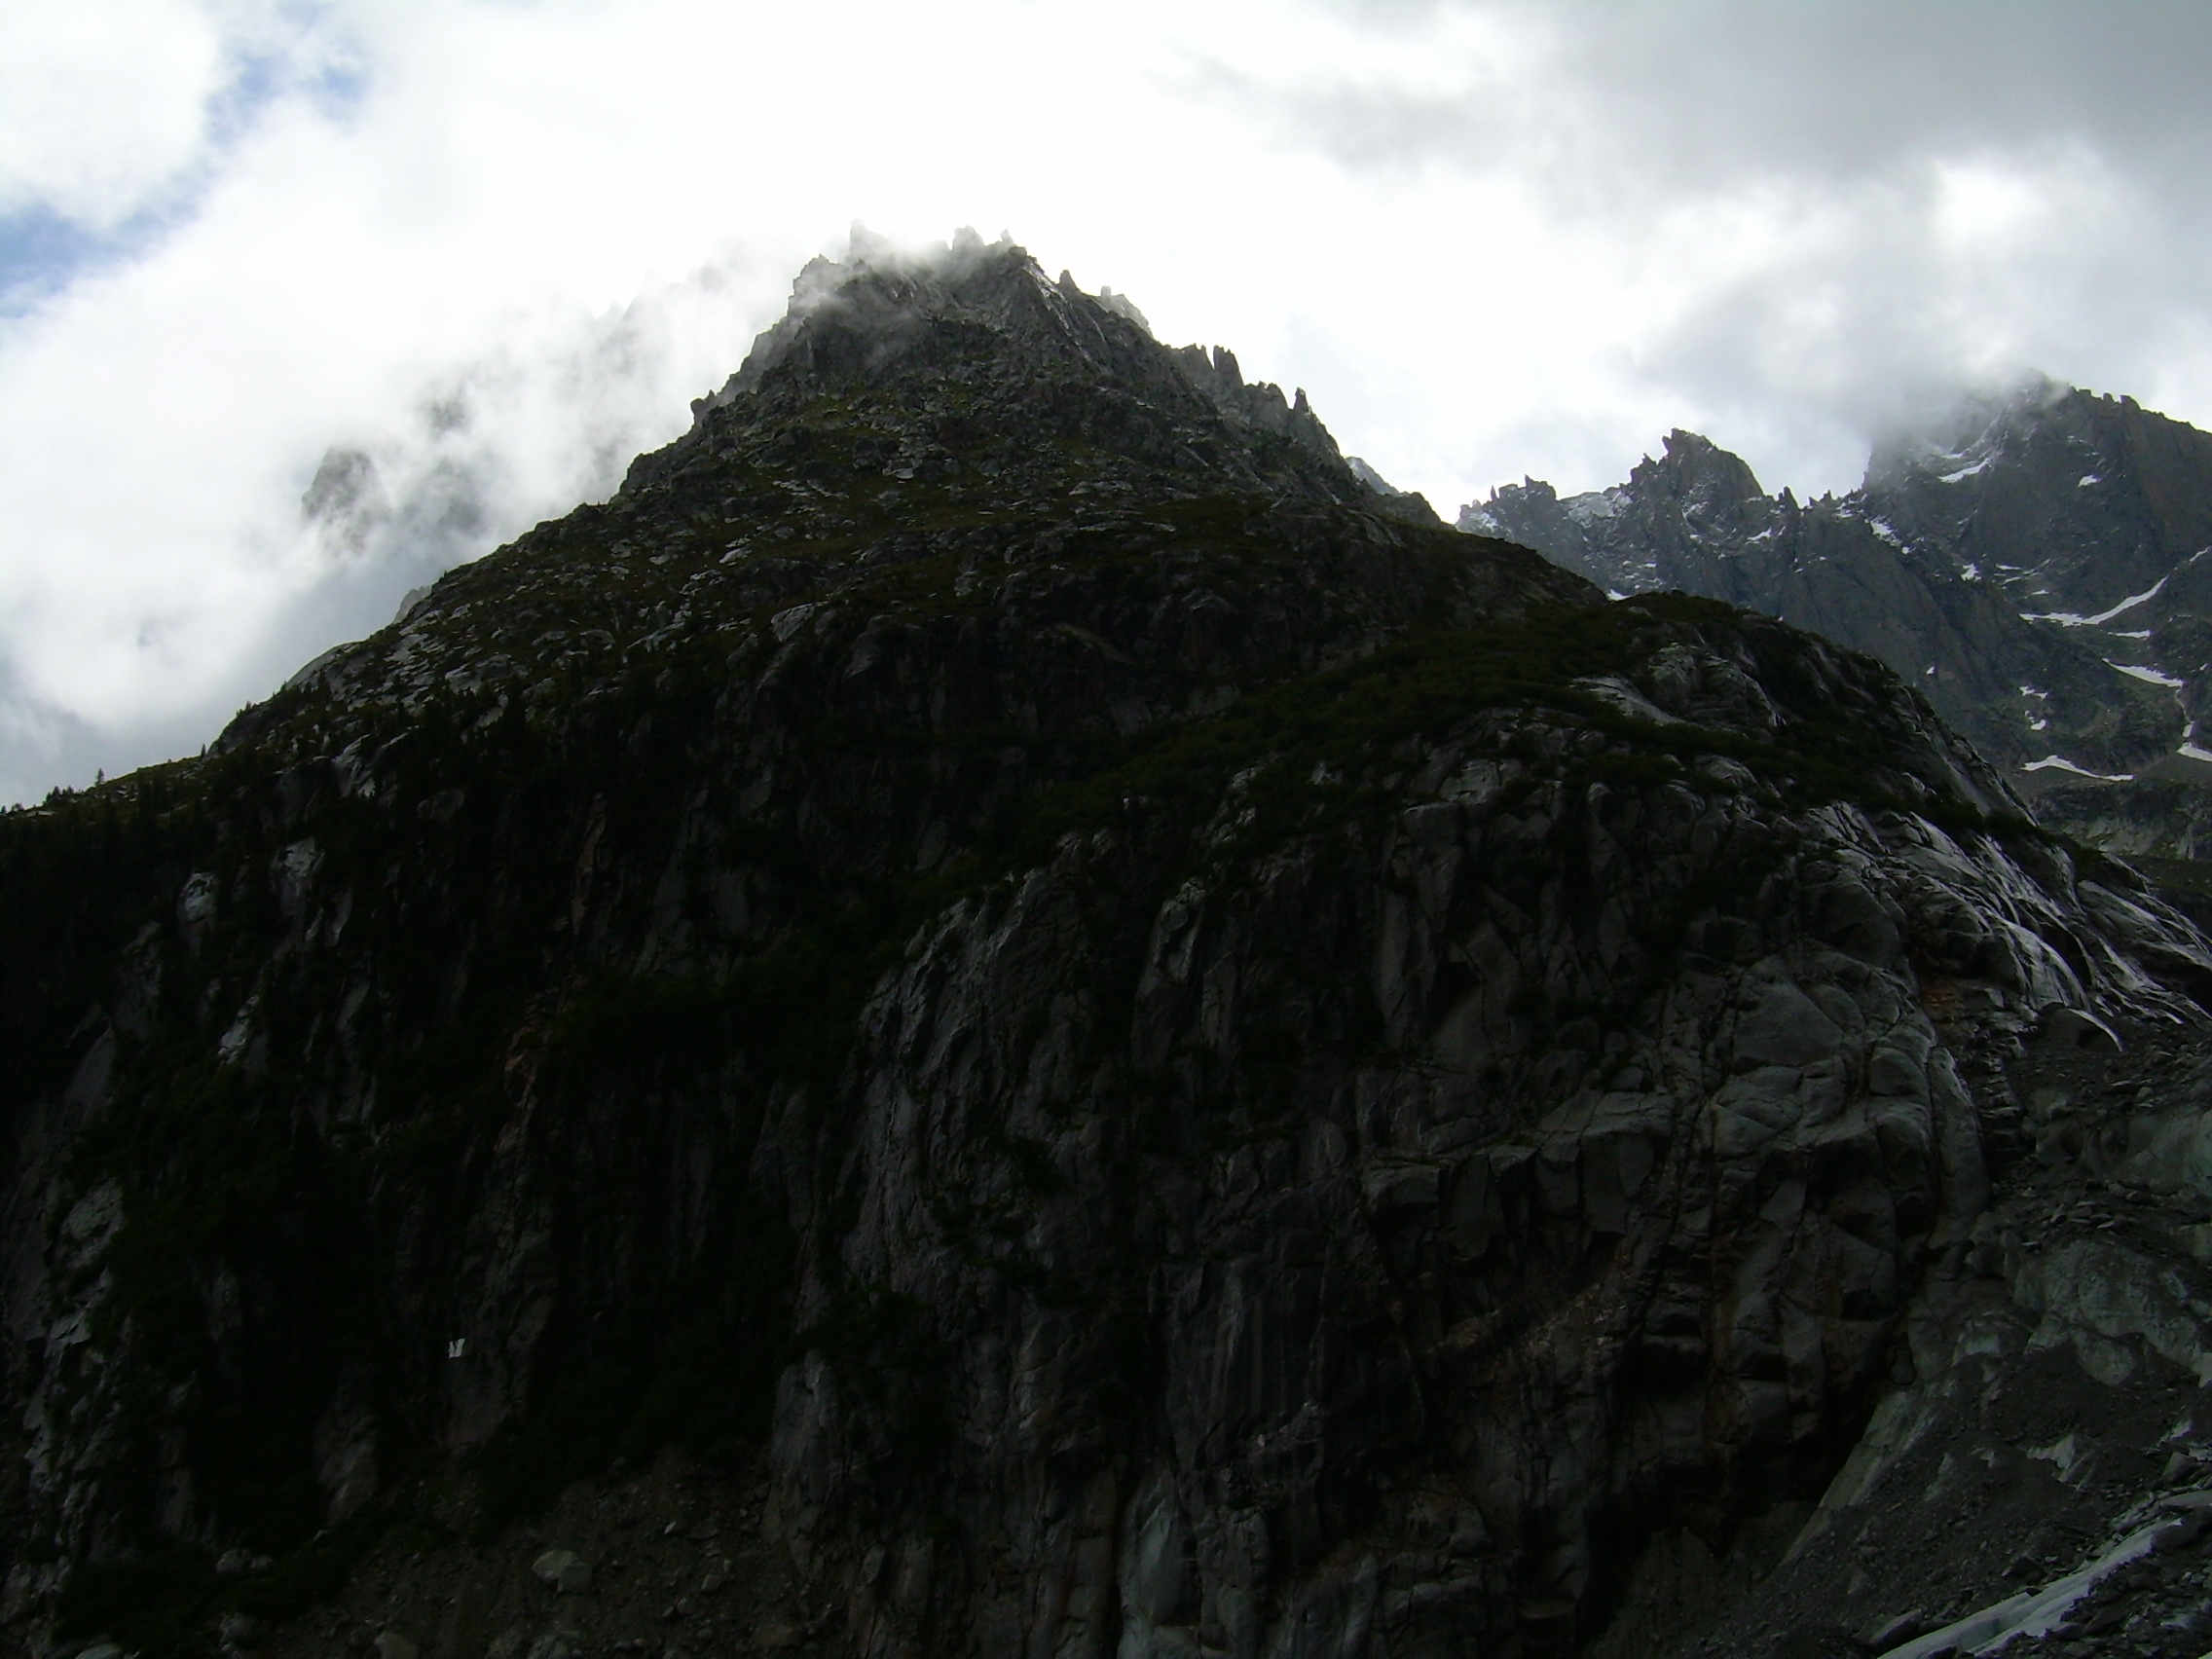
1876, 1515, 2178, 1657
1564, 490, 1622, 524
2180, 743, 2212, 764
2078, 473, 2102, 487
2022, 576, 2167, 627
2113, 662, 2186, 688
2023, 756, 2135, 781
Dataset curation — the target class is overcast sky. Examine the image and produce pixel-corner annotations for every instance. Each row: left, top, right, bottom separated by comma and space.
6, 0, 2212, 802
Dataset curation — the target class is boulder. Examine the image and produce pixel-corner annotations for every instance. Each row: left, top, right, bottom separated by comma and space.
530, 1549, 592, 1594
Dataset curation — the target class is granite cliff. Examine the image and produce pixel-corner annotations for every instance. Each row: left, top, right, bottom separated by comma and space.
8, 240, 2212, 1659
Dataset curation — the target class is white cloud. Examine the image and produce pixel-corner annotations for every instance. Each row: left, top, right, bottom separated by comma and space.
0, 0, 227, 227
5, 0, 2212, 800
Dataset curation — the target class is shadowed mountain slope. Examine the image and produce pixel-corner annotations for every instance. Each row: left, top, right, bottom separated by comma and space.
5, 241, 2212, 1659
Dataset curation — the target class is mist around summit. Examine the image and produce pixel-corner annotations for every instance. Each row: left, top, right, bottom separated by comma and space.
12, 1, 2212, 807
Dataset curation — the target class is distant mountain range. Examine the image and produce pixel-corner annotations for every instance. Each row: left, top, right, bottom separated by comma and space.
1456, 379, 2212, 866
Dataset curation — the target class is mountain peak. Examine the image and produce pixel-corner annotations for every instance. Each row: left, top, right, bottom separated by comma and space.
1639, 428, 1767, 518
660, 228, 1360, 503
1862, 370, 2071, 491
1860, 374, 2212, 611
691, 229, 1098, 411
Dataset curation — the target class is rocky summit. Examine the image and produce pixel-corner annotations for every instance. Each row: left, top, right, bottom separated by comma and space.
9, 237, 2212, 1659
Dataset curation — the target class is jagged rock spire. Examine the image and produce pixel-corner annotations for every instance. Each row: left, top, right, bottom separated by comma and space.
671, 229, 1366, 505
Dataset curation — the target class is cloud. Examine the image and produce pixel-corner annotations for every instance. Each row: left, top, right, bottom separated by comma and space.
0, 231, 780, 802
0, 1, 368, 312
1281, 1, 2212, 197
0, 0, 227, 228
4, 0, 2212, 801
1207, 0, 2212, 483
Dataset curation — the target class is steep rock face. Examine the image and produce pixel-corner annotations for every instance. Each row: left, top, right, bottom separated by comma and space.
786, 669, 2212, 1659
3, 241, 2210, 1659
1609, 1017, 2212, 1658
1865, 380, 2212, 633
1460, 388, 2212, 861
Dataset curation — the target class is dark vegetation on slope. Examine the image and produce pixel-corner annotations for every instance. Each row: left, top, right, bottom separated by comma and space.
0, 577, 2119, 1652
